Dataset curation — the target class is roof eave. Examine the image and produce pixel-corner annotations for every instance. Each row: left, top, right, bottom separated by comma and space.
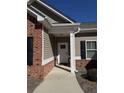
27, 7, 45, 22
36, 0, 75, 23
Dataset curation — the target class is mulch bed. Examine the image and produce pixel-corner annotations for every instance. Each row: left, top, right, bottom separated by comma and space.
27, 76, 43, 93
76, 72, 97, 93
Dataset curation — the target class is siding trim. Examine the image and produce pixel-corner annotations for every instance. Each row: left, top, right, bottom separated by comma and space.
42, 26, 44, 65
42, 57, 54, 65
75, 56, 94, 60
75, 56, 81, 60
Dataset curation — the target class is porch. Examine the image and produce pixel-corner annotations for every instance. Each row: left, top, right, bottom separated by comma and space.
42, 21, 97, 73
42, 23, 79, 73
43, 29, 76, 73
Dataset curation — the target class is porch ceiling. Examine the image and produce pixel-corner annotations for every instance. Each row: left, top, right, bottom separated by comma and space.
52, 33, 70, 37
48, 24, 79, 34
49, 28, 76, 34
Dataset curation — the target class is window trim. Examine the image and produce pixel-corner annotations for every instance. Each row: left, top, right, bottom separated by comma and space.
85, 40, 97, 60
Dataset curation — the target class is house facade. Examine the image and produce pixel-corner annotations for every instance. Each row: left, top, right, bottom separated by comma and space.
27, 0, 97, 79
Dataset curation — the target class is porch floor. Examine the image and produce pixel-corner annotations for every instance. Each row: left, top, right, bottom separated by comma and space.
56, 64, 70, 71
33, 67, 84, 93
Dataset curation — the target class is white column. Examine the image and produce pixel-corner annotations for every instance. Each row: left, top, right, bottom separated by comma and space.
70, 32, 76, 73
58, 54, 60, 64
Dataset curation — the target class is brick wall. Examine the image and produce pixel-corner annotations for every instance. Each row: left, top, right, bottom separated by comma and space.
76, 59, 97, 70
76, 59, 90, 70
27, 14, 55, 79
43, 60, 55, 77
27, 14, 43, 79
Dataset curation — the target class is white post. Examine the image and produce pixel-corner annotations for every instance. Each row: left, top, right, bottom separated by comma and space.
58, 54, 60, 64
70, 32, 76, 73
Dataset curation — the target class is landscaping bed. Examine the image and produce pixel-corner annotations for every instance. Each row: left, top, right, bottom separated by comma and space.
75, 68, 97, 93
27, 76, 43, 93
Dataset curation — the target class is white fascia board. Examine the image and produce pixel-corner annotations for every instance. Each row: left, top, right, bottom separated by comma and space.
27, 7, 45, 22
27, 0, 36, 5
52, 23, 80, 27
42, 18, 52, 29
36, 0, 75, 23
27, 8, 37, 18
79, 28, 97, 33
30, 5, 46, 18
80, 28, 97, 31
37, 15, 44, 21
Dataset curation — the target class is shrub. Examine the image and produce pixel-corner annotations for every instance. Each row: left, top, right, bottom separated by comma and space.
87, 68, 97, 81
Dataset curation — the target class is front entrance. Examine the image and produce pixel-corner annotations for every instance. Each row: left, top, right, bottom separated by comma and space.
58, 42, 69, 65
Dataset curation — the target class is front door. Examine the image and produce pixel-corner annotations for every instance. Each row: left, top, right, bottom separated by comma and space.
58, 42, 69, 63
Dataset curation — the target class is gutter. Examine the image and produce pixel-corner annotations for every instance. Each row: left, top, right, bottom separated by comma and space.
51, 23, 80, 27
80, 28, 97, 31
74, 27, 97, 35
74, 26, 81, 34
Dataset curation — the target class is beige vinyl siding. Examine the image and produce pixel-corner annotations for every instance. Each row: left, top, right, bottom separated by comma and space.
43, 28, 55, 60
75, 33, 97, 57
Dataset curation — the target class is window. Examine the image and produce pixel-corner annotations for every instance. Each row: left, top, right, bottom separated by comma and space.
80, 40, 97, 60
27, 37, 33, 66
86, 41, 97, 59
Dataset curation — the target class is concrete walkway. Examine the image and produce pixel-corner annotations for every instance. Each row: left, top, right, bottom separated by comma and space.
33, 67, 84, 93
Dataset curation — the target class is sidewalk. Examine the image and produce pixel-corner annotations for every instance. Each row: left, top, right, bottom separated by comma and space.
33, 67, 84, 93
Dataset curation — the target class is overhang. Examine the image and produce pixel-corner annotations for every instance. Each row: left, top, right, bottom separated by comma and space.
27, 7, 45, 22
27, 0, 75, 23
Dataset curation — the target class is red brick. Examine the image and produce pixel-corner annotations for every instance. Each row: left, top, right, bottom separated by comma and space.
27, 14, 55, 79
27, 14, 43, 79
76, 59, 90, 70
